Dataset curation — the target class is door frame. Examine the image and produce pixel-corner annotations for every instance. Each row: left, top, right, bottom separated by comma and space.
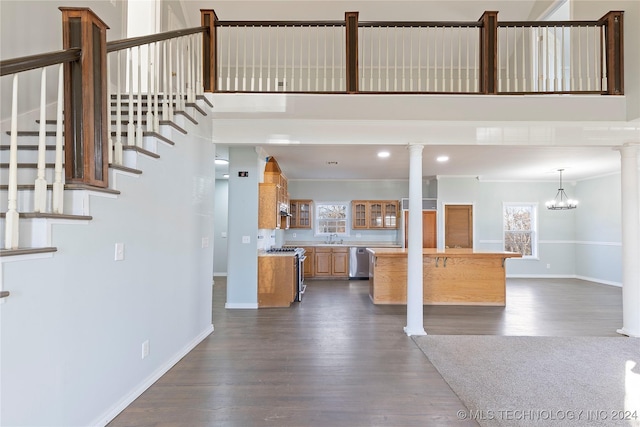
440, 202, 476, 249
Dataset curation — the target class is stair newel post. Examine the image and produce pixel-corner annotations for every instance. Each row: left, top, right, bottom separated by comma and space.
33, 67, 48, 212
53, 64, 65, 214
478, 11, 498, 94
599, 11, 624, 95
4, 75, 20, 249
345, 11, 359, 93
60, 7, 110, 188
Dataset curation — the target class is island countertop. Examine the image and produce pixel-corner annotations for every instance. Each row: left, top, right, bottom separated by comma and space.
366, 247, 521, 258
367, 247, 522, 306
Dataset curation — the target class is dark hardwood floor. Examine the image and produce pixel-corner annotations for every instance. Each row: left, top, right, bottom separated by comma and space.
107, 277, 622, 426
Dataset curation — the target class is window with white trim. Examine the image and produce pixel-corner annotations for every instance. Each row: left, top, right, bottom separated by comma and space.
503, 203, 537, 257
315, 202, 349, 236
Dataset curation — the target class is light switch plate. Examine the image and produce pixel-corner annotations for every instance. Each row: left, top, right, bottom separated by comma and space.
242, 236, 250, 244
115, 243, 124, 261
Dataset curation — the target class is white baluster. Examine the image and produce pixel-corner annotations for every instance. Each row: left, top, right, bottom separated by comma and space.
242, 27, 247, 91
448, 27, 453, 92
601, 25, 607, 91
323, 25, 327, 92
227, 28, 232, 91
418, 27, 422, 91
136, 46, 143, 147
147, 43, 154, 132
187, 36, 193, 101
196, 34, 204, 96
53, 64, 65, 214
168, 39, 174, 120
394, 26, 398, 92
522, 27, 527, 91
465, 27, 470, 92
334, 26, 338, 92
115, 51, 123, 165
385, 26, 390, 92
162, 41, 169, 121
107, 59, 113, 165
315, 25, 319, 91
377, 28, 382, 91
5, 75, 20, 249
457, 27, 461, 92
298, 27, 302, 91
409, 27, 414, 92
151, 43, 160, 132
126, 48, 134, 146
513, 27, 518, 92
251, 26, 256, 91
578, 26, 583, 91
33, 68, 48, 212
440, 26, 445, 92
427, 27, 432, 92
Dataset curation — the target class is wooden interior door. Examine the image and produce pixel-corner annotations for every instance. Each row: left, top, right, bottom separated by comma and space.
404, 210, 437, 248
444, 205, 473, 248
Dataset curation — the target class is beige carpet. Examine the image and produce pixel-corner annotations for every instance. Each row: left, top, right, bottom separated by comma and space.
413, 335, 640, 427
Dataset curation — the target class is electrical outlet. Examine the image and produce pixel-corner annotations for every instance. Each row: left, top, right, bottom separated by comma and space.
141, 340, 149, 359
115, 243, 124, 261
221, 231, 227, 238
356, 233, 362, 238
242, 236, 250, 244
292, 233, 296, 238
547, 264, 551, 269
201, 237, 209, 248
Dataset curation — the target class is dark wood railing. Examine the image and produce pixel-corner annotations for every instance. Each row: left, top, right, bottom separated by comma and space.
0, 7, 625, 192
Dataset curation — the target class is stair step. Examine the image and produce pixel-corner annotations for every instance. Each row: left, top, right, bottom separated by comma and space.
0, 247, 58, 257
197, 94, 214, 108
186, 102, 207, 116
0, 144, 57, 151
122, 145, 160, 159
113, 131, 175, 146
109, 164, 143, 175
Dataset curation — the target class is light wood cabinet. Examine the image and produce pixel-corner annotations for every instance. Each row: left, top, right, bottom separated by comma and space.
258, 255, 296, 307
259, 157, 289, 229
352, 200, 399, 229
313, 247, 348, 277
302, 247, 314, 278
290, 200, 313, 229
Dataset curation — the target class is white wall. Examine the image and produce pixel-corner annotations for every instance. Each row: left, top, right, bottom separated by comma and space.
437, 175, 621, 284
214, 179, 229, 275
225, 146, 260, 308
0, 113, 216, 425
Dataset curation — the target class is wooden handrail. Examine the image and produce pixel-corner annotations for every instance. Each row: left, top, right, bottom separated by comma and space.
498, 20, 599, 27
106, 27, 207, 53
359, 21, 482, 28
0, 49, 80, 77
218, 20, 344, 27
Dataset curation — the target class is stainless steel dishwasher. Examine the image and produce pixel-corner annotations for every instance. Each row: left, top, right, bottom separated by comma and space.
349, 247, 370, 279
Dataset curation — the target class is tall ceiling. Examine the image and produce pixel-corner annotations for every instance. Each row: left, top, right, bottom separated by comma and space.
201, 1, 638, 182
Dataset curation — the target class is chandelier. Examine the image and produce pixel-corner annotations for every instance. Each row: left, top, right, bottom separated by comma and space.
546, 169, 578, 210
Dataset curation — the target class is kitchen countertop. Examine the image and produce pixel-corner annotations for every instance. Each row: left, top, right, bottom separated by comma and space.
285, 241, 401, 248
366, 247, 522, 258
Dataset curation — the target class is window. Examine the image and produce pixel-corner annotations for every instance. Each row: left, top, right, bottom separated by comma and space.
315, 202, 349, 236
503, 203, 537, 257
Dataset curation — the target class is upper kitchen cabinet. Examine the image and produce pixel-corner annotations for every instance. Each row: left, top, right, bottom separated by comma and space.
352, 200, 399, 229
259, 157, 290, 229
290, 200, 313, 229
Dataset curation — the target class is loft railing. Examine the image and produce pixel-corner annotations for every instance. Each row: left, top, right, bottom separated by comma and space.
213, 10, 624, 95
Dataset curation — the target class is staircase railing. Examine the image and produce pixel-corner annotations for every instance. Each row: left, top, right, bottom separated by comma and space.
0, 8, 213, 250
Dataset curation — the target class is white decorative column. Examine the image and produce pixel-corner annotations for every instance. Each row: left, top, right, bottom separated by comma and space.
405, 144, 427, 336
617, 143, 640, 337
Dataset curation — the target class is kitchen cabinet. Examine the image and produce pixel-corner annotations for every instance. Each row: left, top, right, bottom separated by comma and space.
302, 246, 315, 278
352, 200, 399, 229
258, 255, 296, 307
258, 157, 289, 229
314, 247, 348, 278
290, 200, 313, 229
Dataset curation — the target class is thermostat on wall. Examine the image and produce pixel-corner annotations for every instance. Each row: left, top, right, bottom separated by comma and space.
238, 171, 249, 177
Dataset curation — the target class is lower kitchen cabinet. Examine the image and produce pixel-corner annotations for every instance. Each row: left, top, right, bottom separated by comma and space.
313, 247, 348, 278
302, 247, 314, 278
258, 255, 296, 307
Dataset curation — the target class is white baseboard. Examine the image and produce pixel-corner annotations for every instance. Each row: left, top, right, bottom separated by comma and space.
225, 302, 258, 309
575, 275, 622, 287
92, 324, 214, 427
508, 274, 622, 287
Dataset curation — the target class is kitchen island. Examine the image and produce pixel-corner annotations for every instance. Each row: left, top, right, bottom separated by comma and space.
367, 248, 521, 306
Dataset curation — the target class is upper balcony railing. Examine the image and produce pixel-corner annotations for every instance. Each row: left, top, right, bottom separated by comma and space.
212, 10, 624, 95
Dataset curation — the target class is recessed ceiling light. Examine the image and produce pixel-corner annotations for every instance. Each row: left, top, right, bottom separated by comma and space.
377, 151, 390, 158
215, 158, 229, 165
436, 155, 449, 162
